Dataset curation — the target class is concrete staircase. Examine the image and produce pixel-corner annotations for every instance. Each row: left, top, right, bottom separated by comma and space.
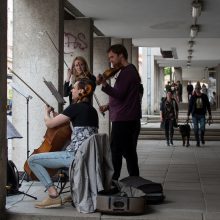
140, 108, 220, 141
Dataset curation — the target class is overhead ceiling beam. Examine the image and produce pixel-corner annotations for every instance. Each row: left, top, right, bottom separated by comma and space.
64, 0, 104, 36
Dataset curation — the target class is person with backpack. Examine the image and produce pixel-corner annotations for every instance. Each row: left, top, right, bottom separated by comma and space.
187, 83, 212, 147
160, 90, 179, 146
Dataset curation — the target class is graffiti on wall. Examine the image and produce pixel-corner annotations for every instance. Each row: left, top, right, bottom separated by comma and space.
64, 32, 88, 54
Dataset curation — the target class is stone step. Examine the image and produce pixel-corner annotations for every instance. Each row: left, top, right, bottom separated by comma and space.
142, 118, 220, 124
142, 112, 220, 124
139, 127, 220, 140
143, 119, 220, 123
139, 134, 220, 141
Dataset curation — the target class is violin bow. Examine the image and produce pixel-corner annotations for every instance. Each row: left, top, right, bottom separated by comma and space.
45, 31, 69, 68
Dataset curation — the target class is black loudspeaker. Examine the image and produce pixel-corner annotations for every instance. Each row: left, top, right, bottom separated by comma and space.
7, 160, 20, 195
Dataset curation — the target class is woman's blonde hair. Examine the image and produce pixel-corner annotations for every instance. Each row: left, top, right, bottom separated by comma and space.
71, 56, 90, 84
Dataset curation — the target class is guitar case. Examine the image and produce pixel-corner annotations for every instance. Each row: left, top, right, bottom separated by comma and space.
96, 182, 146, 215
96, 194, 145, 215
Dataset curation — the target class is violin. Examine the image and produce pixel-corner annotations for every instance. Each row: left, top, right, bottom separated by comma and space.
78, 83, 93, 100
102, 67, 122, 80
96, 67, 122, 85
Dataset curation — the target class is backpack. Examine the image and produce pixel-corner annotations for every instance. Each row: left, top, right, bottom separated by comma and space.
7, 160, 20, 195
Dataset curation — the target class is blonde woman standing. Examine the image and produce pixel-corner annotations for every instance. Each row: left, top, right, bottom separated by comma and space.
64, 56, 96, 104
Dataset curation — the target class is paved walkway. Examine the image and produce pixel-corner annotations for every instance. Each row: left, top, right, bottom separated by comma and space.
5, 139, 220, 220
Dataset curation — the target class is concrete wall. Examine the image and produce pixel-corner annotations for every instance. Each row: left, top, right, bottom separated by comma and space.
0, 0, 7, 215
182, 67, 204, 81
12, 0, 63, 170
159, 67, 166, 98
216, 65, 220, 109
122, 39, 132, 63
182, 80, 189, 103
141, 47, 162, 115
132, 46, 139, 70
93, 37, 111, 134
111, 38, 122, 46
150, 51, 156, 114
153, 63, 161, 113
174, 67, 182, 82
141, 48, 148, 115
142, 48, 155, 115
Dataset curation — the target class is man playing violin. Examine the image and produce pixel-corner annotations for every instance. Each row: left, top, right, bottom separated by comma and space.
97, 44, 143, 180
28, 78, 98, 208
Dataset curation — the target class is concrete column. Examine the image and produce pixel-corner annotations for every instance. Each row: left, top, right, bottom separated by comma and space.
154, 64, 164, 113
122, 39, 132, 63
150, 51, 155, 114
111, 38, 122, 45
64, 18, 93, 105
159, 67, 166, 97
93, 37, 111, 134
174, 67, 183, 82
182, 80, 188, 103
13, 0, 64, 170
132, 46, 139, 70
142, 48, 159, 115
0, 0, 7, 214
141, 48, 148, 115
216, 65, 220, 109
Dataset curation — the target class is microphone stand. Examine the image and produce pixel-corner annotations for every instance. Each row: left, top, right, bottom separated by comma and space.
10, 82, 32, 167
26, 95, 31, 162
8, 82, 37, 200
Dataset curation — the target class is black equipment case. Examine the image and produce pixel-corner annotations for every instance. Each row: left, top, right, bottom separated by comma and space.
6, 160, 20, 195
120, 176, 165, 204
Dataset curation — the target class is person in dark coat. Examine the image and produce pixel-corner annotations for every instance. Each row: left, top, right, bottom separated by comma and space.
187, 84, 212, 147
187, 81, 194, 101
160, 90, 179, 146
97, 44, 142, 180
176, 80, 183, 103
